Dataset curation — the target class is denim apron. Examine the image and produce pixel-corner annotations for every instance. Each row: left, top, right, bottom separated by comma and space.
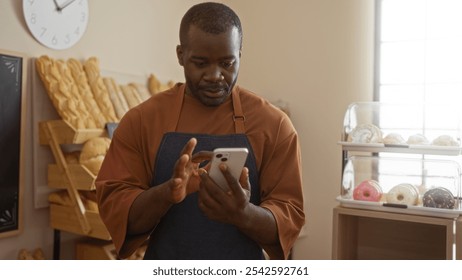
143, 89, 264, 260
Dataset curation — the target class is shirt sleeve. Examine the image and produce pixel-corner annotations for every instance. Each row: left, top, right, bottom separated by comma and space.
258, 116, 305, 260
95, 109, 152, 259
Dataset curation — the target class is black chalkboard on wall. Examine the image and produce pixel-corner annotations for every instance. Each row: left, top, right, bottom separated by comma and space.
0, 50, 26, 238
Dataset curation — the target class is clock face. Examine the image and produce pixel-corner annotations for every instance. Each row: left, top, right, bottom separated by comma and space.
23, 0, 89, 50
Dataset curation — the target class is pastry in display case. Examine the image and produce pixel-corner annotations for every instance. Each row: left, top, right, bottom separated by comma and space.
337, 156, 462, 217
339, 155, 462, 217
340, 102, 462, 155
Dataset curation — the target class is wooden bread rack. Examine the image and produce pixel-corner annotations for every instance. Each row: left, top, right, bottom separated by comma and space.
39, 119, 110, 240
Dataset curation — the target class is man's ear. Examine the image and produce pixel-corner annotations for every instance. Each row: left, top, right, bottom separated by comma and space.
176, 45, 184, 66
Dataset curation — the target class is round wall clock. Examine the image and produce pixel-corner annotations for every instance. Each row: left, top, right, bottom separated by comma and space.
23, 0, 89, 50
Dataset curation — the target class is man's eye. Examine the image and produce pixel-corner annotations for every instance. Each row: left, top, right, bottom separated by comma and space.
222, 61, 234, 68
194, 61, 207, 67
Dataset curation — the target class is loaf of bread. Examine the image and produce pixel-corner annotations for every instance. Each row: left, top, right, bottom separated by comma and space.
35, 56, 97, 129
162, 80, 176, 91
103, 77, 128, 119
18, 248, 46, 260
129, 82, 151, 101
111, 78, 130, 114
67, 58, 107, 128
148, 73, 175, 95
54, 60, 99, 128
121, 84, 142, 109
64, 151, 80, 164
83, 57, 119, 123
79, 191, 98, 211
79, 136, 111, 176
148, 74, 160, 95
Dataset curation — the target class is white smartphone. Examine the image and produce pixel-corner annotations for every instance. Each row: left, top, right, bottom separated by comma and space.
209, 147, 249, 191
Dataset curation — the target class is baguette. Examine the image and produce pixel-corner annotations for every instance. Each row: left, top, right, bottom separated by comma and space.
35, 56, 92, 129
103, 77, 127, 119
148, 73, 175, 94
55, 60, 98, 128
83, 57, 119, 123
110, 78, 130, 114
67, 58, 107, 128
147, 73, 162, 95
129, 82, 151, 101
120, 84, 142, 109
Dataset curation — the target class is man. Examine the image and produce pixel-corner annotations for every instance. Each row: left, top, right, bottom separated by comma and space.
96, 2, 304, 260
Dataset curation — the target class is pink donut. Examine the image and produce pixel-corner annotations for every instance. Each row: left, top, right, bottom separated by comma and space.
353, 180, 383, 202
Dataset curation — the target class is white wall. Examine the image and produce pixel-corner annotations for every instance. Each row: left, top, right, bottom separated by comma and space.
0, 0, 374, 260
227, 0, 375, 259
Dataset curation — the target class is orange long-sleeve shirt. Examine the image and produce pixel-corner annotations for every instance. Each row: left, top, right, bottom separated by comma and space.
96, 83, 305, 259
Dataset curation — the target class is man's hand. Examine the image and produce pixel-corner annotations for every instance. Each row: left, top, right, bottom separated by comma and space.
197, 164, 282, 257
128, 138, 210, 234
166, 138, 212, 203
197, 164, 251, 226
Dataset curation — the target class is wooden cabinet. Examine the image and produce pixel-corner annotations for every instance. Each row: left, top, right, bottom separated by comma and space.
332, 206, 462, 259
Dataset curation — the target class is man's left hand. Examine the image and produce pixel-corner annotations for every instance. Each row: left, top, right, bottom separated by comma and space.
197, 165, 251, 226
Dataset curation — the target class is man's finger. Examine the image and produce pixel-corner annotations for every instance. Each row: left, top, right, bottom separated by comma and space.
220, 164, 242, 195
191, 151, 213, 163
179, 137, 197, 156
239, 167, 250, 191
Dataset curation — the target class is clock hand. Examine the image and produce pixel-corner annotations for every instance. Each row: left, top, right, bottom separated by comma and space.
53, 0, 61, 11
59, 0, 77, 11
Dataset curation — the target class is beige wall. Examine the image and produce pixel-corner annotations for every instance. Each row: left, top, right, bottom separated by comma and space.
0, 0, 374, 260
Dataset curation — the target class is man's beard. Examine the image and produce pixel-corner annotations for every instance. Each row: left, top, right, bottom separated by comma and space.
185, 78, 237, 107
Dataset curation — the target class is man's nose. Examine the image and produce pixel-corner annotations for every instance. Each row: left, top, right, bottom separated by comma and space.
204, 65, 224, 82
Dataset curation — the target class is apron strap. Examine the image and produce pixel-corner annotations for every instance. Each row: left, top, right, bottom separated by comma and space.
231, 88, 246, 134
174, 84, 247, 134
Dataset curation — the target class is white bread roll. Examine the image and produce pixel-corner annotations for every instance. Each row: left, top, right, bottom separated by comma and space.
79, 136, 111, 176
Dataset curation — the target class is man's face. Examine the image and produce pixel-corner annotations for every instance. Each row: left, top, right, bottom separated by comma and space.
177, 25, 241, 106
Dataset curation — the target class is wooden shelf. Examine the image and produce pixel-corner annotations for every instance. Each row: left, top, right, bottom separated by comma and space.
332, 206, 461, 260
47, 163, 96, 191
50, 204, 110, 240
39, 120, 110, 240
39, 120, 107, 145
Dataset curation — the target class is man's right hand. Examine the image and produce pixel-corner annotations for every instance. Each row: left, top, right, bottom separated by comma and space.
128, 138, 213, 235
166, 138, 212, 203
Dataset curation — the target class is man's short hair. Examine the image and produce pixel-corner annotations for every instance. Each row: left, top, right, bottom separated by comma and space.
180, 2, 243, 48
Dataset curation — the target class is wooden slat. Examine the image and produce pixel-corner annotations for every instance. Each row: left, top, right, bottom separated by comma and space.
48, 164, 96, 190
50, 204, 111, 240
43, 121, 91, 233
39, 120, 106, 145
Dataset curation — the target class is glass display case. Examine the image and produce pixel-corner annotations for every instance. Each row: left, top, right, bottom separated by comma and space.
338, 102, 462, 218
